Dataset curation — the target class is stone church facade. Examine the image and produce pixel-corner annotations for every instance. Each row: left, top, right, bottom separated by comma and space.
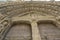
0, 1, 60, 40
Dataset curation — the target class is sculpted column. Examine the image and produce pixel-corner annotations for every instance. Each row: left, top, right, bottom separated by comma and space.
31, 21, 41, 40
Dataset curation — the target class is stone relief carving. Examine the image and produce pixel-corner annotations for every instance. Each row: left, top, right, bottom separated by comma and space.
0, 1, 60, 40
0, 2, 60, 17
0, 13, 11, 40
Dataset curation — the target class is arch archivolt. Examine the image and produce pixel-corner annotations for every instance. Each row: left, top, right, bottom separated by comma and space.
1, 2, 60, 40
2, 2, 60, 17
11, 13, 60, 40
1, 12, 60, 40
7, 6, 60, 17
0, 14, 11, 40
12, 12, 60, 28
0, 12, 60, 40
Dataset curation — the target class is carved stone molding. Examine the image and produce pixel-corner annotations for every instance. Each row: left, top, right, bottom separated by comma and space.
0, 1, 60, 40
0, 14, 11, 40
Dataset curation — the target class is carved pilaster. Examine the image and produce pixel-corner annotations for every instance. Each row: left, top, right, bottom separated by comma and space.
31, 21, 41, 40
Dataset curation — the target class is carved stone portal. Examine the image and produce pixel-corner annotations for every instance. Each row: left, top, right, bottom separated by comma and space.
0, 2, 60, 40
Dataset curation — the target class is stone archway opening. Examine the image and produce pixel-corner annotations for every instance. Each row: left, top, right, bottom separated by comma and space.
38, 21, 60, 40
3, 22, 32, 40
